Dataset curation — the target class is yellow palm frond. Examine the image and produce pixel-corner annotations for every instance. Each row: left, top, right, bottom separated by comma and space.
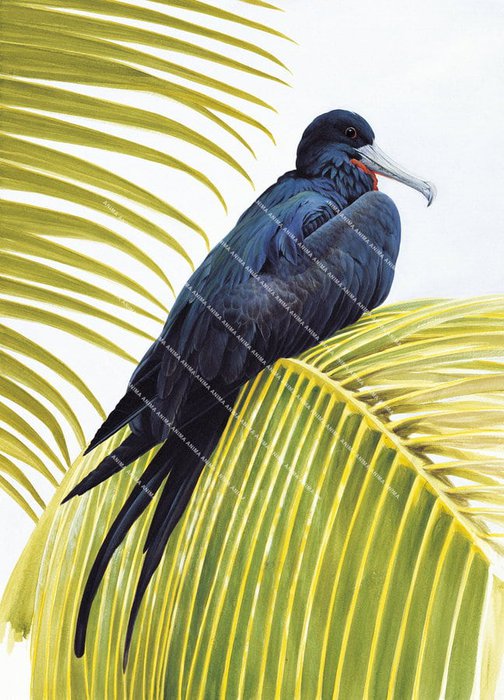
2, 297, 503, 698
0, 0, 288, 517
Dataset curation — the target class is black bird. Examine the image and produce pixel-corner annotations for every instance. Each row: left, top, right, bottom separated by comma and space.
63, 109, 435, 666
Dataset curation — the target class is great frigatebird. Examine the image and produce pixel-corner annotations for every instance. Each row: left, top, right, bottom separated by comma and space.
63, 109, 435, 666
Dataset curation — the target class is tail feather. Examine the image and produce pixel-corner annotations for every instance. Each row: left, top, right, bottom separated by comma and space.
83, 400, 143, 456
84, 365, 159, 455
73, 393, 238, 664
65, 382, 238, 506
62, 433, 157, 504
74, 443, 170, 657
142, 460, 196, 554
122, 407, 231, 668
141, 391, 239, 555
123, 463, 204, 669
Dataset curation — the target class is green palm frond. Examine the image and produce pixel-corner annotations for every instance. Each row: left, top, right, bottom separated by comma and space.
2, 297, 503, 698
0, 0, 288, 517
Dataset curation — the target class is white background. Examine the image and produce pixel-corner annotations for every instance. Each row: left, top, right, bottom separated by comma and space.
1, 0, 503, 696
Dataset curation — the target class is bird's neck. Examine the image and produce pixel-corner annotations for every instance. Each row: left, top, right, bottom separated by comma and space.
297, 149, 378, 203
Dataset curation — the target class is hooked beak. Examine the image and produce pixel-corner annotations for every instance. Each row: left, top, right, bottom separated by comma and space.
356, 143, 436, 206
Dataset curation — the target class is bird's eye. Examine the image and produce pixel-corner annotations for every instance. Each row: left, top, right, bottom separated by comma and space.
345, 126, 358, 139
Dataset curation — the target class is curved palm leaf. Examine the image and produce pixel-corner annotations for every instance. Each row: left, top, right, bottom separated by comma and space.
0, 326, 106, 520
0, 0, 288, 516
1, 298, 503, 698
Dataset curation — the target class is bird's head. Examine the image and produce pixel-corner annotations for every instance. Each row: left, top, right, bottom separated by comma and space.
296, 109, 436, 206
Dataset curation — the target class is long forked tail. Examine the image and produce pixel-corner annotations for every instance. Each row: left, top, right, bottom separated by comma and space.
73, 399, 236, 666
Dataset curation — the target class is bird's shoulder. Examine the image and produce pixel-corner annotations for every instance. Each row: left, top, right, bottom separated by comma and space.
204, 172, 346, 279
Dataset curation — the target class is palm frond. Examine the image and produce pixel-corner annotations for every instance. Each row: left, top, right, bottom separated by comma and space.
0, 0, 288, 517
2, 297, 503, 698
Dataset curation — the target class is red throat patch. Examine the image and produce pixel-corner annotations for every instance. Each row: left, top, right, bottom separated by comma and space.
350, 159, 379, 191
